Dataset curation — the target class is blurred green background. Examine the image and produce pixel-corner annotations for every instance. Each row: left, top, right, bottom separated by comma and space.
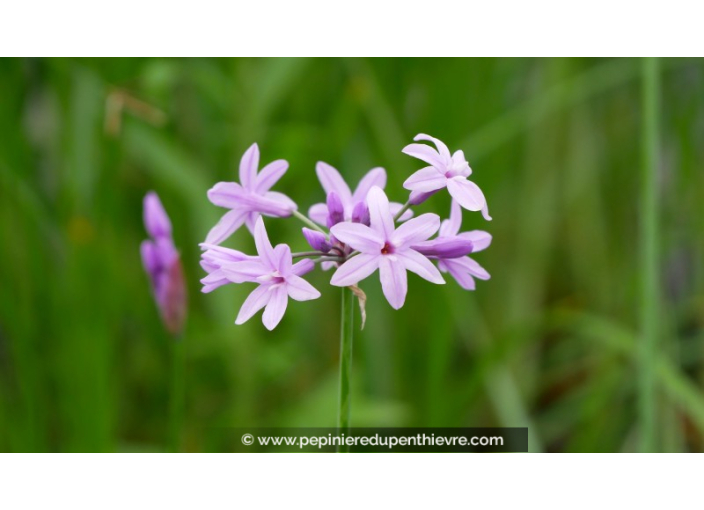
1, 57, 703, 452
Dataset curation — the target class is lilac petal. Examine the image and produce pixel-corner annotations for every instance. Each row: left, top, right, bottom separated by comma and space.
330, 253, 380, 287
390, 202, 414, 222
396, 249, 445, 284
262, 191, 297, 215
255, 159, 288, 193
379, 256, 408, 310
412, 237, 474, 259
141, 240, 158, 276
391, 213, 440, 248
273, 244, 292, 275
451, 150, 472, 177
403, 166, 447, 193
200, 271, 230, 293
366, 186, 394, 240
207, 182, 245, 209
352, 167, 387, 204
308, 203, 329, 226
409, 189, 439, 206
330, 222, 384, 254
302, 228, 331, 253
244, 211, 259, 234
481, 201, 492, 221
205, 209, 247, 245
211, 187, 293, 217
316, 162, 352, 205
446, 177, 486, 212
292, 258, 315, 276
254, 217, 276, 268
401, 143, 445, 169
199, 243, 249, 263
439, 199, 463, 237
321, 261, 336, 271
413, 133, 452, 160
221, 260, 269, 283
239, 143, 260, 189
458, 230, 492, 252
451, 256, 490, 280
444, 260, 476, 290
235, 285, 271, 325
262, 285, 288, 330
143, 192, 172, 238
326, 191, 345, 227
286, 275, 321, 301
351, 201, 370, 226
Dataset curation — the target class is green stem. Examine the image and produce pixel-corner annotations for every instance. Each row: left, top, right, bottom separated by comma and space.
337, 286, 355, 452
292, 210, 327, 234
168, 337, 185, 452
638, 57, 660, 453
392, 200, 412, 222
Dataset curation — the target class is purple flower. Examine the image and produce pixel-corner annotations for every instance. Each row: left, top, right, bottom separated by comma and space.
308, 162, 412, 227
215, 217, 321, 330
416, 200, 491, 290
329, 186, 444, 309
141, 192, 186, 335
205, 143, 297, 245
402, 134, 491, 220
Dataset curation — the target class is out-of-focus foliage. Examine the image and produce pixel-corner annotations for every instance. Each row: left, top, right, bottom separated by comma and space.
0, 58, 703, 452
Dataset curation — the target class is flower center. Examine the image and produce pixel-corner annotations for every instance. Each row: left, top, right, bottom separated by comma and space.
381, 242, 394, 255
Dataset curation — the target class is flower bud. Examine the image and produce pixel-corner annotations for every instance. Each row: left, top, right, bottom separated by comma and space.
409, 189, 439, 206
302, 228, 331, 253
326, 191, 345, 227
351, 201, 370, 226
413, 237, 474, 259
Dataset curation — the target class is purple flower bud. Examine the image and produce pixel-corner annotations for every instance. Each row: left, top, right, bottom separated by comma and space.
302, 228, 331, 253
141, 192, 186, 336
326, 191, 345, 228
144, 191, 172, 238
351, 201, 370, 226
409, 189, 439, 206
412, 237, 474, 259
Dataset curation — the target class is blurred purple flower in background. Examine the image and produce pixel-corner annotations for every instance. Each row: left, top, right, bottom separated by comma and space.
403, 133, 491, 220
330, 186, 444, 309
141, 192, 186, 336
205, 143, 297, 245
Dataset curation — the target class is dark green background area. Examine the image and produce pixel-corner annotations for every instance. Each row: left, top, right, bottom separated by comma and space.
1, 58, 702, 452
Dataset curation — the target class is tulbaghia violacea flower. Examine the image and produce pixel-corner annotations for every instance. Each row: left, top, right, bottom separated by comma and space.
141, 192, 187, 335
414, 200, 491, 290
308, 163, 412, 227
329, 186, 444, 309
205, 143, 297, 245
402, 134, 491, 221
209, 217, 321, 330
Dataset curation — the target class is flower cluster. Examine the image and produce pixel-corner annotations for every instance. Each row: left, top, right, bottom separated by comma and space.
200, 135, 492, 329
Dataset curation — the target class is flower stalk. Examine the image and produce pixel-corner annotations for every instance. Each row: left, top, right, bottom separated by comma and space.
168, 336, 185, 452
337, 286, 355, 453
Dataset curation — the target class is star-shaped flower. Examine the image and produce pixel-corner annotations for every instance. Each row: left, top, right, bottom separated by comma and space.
402, 134, 491, 220
329, 186, 444, 309
205, 143, 297, 245
209, 217, 320, 330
